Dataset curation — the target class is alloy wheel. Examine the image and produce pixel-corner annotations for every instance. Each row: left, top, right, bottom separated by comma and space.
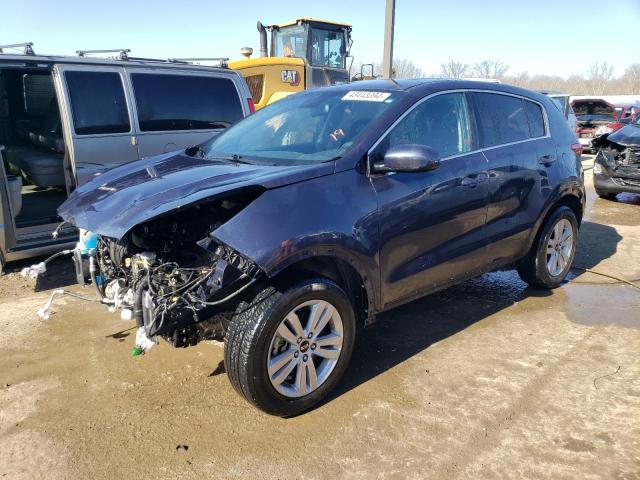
546, 218, 574, 277
267, 299, 344, 398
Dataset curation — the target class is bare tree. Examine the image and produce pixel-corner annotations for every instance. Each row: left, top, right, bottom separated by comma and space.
585, 62, 615, 95
392, 58, 424, 78
440, 60, 469, 79
620, 63, 640, 94
365, 58, 424, 79
355, 57, 639, 96
472, 59, 509, 79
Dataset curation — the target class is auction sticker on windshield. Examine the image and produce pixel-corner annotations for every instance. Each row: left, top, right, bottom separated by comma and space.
342, 91, 392, 102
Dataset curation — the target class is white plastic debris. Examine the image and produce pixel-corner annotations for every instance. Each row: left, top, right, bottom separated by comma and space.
21, 262, 47, 278
37, 289, 65, 320
135, 326, 157, 353
120, 309, 133, 321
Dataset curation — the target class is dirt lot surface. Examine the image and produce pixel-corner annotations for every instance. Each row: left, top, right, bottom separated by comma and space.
1, 156, 639, 479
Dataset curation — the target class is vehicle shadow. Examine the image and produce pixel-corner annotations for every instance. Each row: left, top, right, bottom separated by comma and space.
571, 220, 623, 275
327, 220, 623, 406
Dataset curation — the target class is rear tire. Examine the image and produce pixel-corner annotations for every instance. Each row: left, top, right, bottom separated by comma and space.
224, 278, 356, 417
516, 206, 578, 289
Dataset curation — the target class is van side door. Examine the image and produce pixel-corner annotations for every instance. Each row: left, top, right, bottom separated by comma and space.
125, 69, 246, 157
53, 64, 138, 187
370, 91, 490, 309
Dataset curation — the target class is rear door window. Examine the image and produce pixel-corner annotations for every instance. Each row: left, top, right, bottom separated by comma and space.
471, 92, 531, 148
372, 92, 472, 161
65, 71, 130, 135
130, 73, 244, 132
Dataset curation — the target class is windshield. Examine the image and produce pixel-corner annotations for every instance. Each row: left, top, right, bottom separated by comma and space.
273, 25, 307, 58
202, 89, 400, 165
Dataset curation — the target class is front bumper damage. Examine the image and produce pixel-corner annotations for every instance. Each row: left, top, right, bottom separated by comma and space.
84, 234, 263, 352
593, 131, 640, 194
67, 190, 268, 353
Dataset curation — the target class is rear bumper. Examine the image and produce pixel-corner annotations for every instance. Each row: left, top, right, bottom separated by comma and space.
594, 172, 640, 194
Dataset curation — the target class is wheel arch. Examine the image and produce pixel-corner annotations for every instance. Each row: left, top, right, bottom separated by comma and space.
525, 187, 584, 256
271, 254, 374, 325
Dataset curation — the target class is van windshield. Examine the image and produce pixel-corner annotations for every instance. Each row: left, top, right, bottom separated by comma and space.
202, 89, 399, 165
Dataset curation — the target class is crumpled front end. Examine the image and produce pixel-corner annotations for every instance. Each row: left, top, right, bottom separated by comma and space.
86, 191, 265, 351
593, 129, 640, 193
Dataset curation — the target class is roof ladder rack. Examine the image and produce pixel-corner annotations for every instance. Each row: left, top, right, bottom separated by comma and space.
76, 49, 131, 60
0, 42, 35, 55
168, 57, 229, 68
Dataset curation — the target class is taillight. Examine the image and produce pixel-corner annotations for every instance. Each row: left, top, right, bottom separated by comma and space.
247, 98, 256, 113
571, 143, 583, 157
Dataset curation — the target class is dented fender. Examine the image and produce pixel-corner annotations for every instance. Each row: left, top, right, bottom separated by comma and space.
211, 168, 382, 311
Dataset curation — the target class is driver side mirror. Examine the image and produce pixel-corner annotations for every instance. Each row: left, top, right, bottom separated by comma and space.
372, 144, 440, 173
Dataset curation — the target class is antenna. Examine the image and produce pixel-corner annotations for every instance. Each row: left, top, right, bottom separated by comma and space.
0, 42, 35, 55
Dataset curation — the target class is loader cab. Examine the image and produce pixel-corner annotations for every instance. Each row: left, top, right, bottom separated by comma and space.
272, 19, 351, 90
0, 45, 252, 273
230, 19, 352, 110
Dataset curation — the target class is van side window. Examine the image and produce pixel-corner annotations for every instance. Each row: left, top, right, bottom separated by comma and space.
372, 92, 472, 161
130, 74, 244, 132
523, 100, 545, 138
65, 71, 130, 135
471, 92, 530, 148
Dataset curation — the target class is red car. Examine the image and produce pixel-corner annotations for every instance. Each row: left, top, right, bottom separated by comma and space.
572, 99, 624, 151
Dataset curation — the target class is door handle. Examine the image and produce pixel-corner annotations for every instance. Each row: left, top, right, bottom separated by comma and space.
538, 153, 556, 166
461, 176, 478, 188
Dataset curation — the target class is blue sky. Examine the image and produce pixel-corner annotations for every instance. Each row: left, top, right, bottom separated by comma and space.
1, 0, 637, 77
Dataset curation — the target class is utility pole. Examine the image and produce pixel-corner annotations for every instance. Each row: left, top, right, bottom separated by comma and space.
382, 0, 395, 79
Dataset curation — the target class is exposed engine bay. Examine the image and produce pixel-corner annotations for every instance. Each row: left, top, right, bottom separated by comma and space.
84, 193, 263, 351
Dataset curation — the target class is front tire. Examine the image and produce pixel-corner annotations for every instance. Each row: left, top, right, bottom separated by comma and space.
516, 206, 578, 289
224, 278, 356, 417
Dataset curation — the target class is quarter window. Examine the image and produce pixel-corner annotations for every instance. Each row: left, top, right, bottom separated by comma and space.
372, 92, 472, 161
471, 92, 531, 148
131, 73, 244, 132
65, 71, 130, 135
523, 100, 545, 138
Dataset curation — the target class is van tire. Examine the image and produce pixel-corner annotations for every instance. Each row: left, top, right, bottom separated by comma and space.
224, 278, 356, 417
516, 206, 578, 289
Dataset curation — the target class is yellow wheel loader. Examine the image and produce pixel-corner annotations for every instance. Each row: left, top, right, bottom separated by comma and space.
229, 18, 352, 110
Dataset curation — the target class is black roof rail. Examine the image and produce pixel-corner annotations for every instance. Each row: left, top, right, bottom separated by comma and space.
0, 42, 35, 55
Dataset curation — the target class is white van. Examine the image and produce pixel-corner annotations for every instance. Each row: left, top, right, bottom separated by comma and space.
0, 46, 254, 273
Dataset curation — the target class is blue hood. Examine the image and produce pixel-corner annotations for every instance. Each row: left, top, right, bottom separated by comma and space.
58, 151, 334, 239
607, 124, 640, 147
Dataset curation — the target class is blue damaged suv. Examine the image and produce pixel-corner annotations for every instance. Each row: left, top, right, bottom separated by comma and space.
59, 79, 585, 416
